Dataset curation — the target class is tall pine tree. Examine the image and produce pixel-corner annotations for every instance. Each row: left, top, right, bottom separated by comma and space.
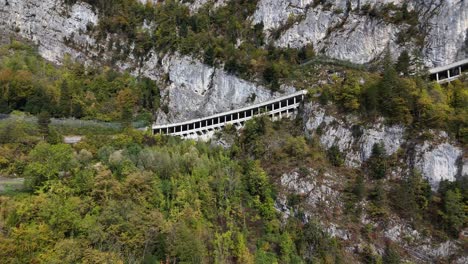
59, 80, 72, 117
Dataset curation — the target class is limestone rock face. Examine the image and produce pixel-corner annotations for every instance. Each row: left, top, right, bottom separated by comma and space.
0, 0, 465, 188
0, 0, 98, 63
253, 0, 468, 66
141, 54, 287, 124
137, 0, 227, 12
302, 102, 465, 189
423, 0, 468, 67
0, 0, 286, 124
303, 102, 405, 167
252, 0, 315, 32
414, 142, 463, 189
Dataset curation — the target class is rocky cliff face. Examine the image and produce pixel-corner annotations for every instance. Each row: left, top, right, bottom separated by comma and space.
137, 0, 227, 12
0, 0, 286, 123
0, 0, 98, 63
2, 0, 466, 68
302, 102, 466, 189
0, 0, 466, 186
278, 169, 467, 263
253, 0, 468, 67
146, 54, 289, 124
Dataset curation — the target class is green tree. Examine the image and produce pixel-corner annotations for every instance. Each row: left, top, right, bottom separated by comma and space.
244, 160, 275, 219
395, 50, 410, 76
336, 74, 362, 111
59, 80, 72, 117
394, 170, 431, 220
37, 111, 51, 137
383, 244, 401, 264
367, 143, 388, 179
378, 49, 412, 124
327, 145, 345, 167
440, 188, 465, 235
24, 143, 75, 190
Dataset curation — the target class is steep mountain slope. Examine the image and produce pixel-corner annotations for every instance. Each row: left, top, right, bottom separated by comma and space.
1, 0, 466, 188
2, 0, 466, 67
253, 0, 467, 66
0, 1, 467, 262
1, 0, 466, 202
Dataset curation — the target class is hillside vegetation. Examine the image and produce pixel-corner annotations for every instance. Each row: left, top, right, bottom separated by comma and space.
0, 115, 466, 263
0, 41, 159, 124
0, 0, 467, 263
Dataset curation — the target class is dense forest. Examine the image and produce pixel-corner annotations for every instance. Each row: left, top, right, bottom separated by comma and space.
0, 0, 467, 263
0, 112, 466, 263
0, 41, 159, 124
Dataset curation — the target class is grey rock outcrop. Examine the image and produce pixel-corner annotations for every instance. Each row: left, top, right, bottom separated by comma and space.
414, 142, 463, 188
153, 55, 285, 124
0, 0, 98, 63
303, 102, 405, 167
253, 0, 468, 66
423, 0, 468, 67
302, 102, 465, 189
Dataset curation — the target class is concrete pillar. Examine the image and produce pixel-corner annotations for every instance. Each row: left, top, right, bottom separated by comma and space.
294, 96, 296, 105
459, 66, 462, 76
447, 69, 451, 79
436, 73, 439, 82
251, 109, 254, 117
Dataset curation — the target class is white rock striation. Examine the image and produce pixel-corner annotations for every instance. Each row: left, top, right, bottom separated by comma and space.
414, 142, 463, 189
423, 0, 468, 67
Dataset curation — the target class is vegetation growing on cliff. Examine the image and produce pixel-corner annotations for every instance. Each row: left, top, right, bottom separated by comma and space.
314, 53, 468, 144
63, 0, 468, 143
0, 1, 466, 261
1, 115, 466, 262
0, 117, 350, 263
